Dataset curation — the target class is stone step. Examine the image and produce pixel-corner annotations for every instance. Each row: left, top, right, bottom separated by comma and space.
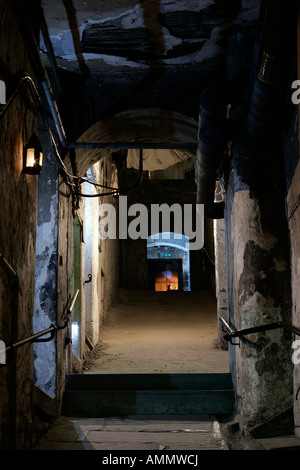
62, 373, 235, 417
65, 372, 233, 391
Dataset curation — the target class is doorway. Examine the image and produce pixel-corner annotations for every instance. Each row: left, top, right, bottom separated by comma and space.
147, 232, 191, 291
148, 259, 183, 291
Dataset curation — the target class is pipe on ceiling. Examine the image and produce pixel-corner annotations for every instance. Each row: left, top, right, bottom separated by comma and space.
196, 80, 245, 219
247, 0, 294, 138
196, 0, 294, 218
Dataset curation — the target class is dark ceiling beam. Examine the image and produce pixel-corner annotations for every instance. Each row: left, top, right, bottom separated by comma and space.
67, 142, 198, 151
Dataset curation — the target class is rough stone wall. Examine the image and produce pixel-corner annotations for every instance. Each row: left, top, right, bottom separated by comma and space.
97, 158, 120, 322
225, 137, 293, 438
286, 110, 300, 436
0, 0, 44, 449
214, 218, 228, 348
195, 11, 297, 437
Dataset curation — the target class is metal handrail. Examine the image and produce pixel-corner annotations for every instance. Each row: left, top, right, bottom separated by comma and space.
220, 316, 300, 345
4, 289, 79, 354
5, 326, 58, 353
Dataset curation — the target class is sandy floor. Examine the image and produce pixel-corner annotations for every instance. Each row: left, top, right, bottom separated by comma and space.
83, 289, 229, 374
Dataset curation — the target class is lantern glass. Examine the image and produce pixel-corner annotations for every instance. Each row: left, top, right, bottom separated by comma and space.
26, 148, 36, 168
23, 134, 43, 175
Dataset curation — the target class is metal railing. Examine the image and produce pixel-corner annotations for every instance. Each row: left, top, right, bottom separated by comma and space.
220, 316, 300, 346
4, 289, 79, 355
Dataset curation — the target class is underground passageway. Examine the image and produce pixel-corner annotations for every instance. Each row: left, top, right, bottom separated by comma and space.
83, 289, 229, 374
3, 0, 300, 451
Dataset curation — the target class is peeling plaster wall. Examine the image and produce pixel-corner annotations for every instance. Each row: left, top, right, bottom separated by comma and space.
33, 144, 59, 399
225, 138, 293, 437
33, 136, 75, 406
209, 11, 297, 435
41, 0, 261, 72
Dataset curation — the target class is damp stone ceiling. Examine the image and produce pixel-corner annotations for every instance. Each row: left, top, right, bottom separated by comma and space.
40, 0, 261, 120
41, 0, 260, 73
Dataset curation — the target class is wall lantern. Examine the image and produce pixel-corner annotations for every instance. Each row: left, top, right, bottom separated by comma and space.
23, 133, 43, 175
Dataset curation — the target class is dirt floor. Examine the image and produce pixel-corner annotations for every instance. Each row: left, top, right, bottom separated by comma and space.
83, 289, 229, 374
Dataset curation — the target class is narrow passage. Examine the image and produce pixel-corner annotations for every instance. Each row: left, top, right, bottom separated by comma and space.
83, 289, 229, 374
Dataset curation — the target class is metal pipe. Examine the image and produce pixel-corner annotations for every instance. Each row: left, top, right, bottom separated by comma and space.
247, 0, 294, 137
67, 141, 198, 150
220, 317, 300, 340
220, 316, 236, 336
67, 289, 79, 314
281, 322, 300, 337
197, 80, 244, 219
229, 322, 284, 338
42, 80, 67, 148
39, 6, 63, 99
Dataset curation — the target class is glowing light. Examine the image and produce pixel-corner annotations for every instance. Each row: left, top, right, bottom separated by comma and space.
23, 134, 43, 175
26, 148, 36, 167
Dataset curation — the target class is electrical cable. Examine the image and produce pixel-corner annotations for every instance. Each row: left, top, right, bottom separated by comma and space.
25, 74, 144, 196
0, 72, 145, 197
0, 72, 72, 181
75, 149, 144, 198
203, 247, 215, 266
0, 73, 43, 119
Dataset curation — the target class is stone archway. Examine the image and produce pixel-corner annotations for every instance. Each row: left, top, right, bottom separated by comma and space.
64, 108, 198, 176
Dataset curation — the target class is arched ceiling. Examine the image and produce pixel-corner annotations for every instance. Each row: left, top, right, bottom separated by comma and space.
40, 0, 261, 174
73, 108, 198, 174
41, 0, 260, 75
